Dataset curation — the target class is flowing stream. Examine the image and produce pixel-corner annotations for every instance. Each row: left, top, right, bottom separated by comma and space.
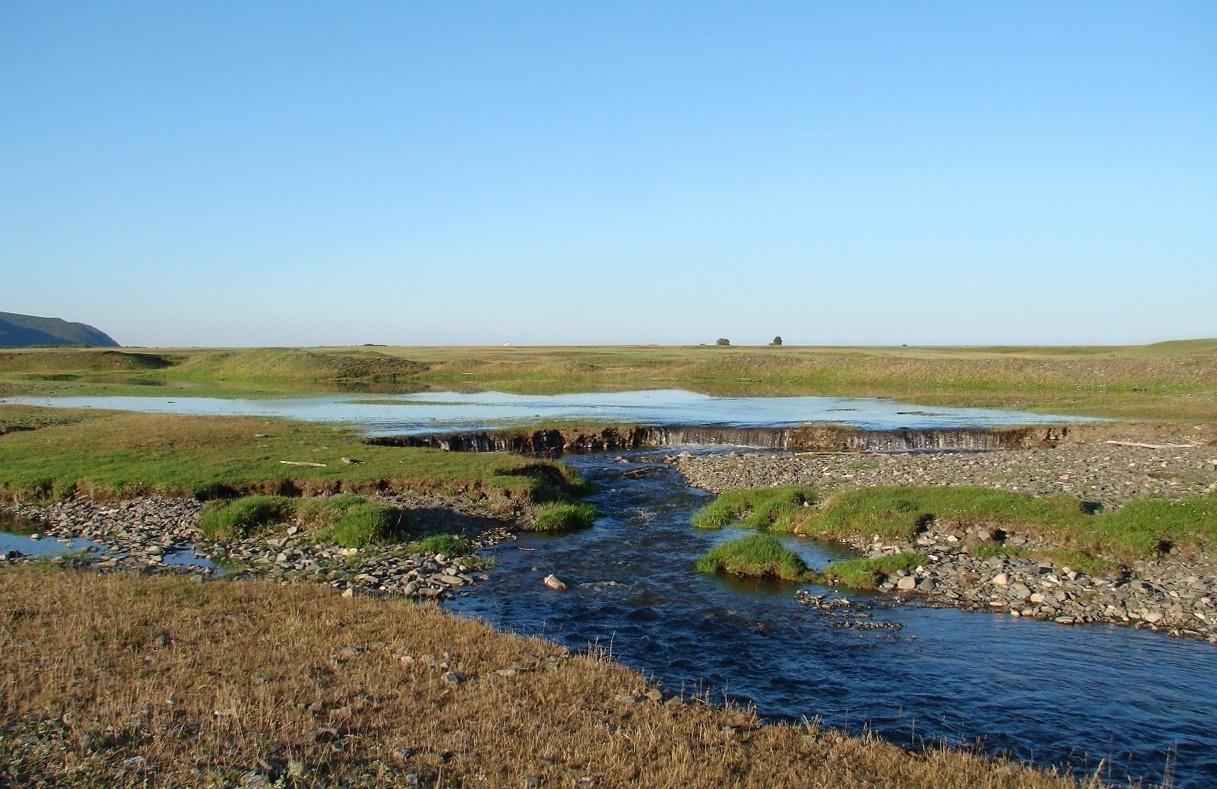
449, 450, 1217, 788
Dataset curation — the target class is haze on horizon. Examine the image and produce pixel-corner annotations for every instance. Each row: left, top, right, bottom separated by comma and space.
2, 2, 1214, 349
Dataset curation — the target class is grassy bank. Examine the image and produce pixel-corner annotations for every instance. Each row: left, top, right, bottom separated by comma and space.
797, 486, 1217, 563
0, 567, 1079, 788
690, 484, 1217, 584
0, 405, 586, 504
3, 339, 1216, 419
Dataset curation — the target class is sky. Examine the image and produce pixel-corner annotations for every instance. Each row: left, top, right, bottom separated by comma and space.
2, 2, 1214, 348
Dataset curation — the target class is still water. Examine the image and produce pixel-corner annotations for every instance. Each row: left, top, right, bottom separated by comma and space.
4, 389, 1091, 435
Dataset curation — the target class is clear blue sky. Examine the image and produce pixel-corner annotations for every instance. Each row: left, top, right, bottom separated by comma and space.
2, 1, 1214, 347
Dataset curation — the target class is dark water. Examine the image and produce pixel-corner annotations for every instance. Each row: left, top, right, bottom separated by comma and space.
448, 451, 1217, 788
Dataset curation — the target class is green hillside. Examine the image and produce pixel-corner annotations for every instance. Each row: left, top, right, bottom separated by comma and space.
0, 311, 119, 348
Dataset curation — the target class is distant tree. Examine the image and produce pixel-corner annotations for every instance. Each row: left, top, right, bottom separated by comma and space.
716, 338, 731, 346
770, 336, 783, 346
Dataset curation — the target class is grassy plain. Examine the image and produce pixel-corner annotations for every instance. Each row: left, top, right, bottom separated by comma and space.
0, 567, 1080, 788
0, 405, 585, 503
2, 341, 1214, 786
2, 338, 1216, 419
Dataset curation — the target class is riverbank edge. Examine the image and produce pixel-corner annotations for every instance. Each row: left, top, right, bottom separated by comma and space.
673, 422, 1217, 643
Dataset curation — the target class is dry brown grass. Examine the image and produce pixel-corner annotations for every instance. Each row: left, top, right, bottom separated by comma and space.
0, 567, 1086, 788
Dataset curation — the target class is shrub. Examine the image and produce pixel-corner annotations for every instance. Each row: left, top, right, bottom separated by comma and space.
532, 502, 598, 532
197, 495, 295, 541
715, 338, 731, 346
695, 534, 808, 581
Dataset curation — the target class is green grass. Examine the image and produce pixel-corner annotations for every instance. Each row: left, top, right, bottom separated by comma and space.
796, 486, 1217, 562
172, 347, 426, 382
531, 501, 599, 532
196, 494, 452, 549
797, 487, 1086, 542
0, 406, 586, 503
819, 552, 924, 590
197, 495, 295, 540
3, 340, 1216, 419
694, 534, 809, 581
295, 494, 408, 546
690, 486, 817, 531
410, 534, 471, 556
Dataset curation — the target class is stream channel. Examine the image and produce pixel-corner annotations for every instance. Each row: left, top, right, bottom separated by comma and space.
5, 391, 1217, 786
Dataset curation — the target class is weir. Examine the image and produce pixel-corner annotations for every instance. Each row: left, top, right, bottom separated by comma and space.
366, 424, 1072, 455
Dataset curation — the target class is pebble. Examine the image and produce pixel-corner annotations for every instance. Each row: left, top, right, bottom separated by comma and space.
0, 493, 519, 603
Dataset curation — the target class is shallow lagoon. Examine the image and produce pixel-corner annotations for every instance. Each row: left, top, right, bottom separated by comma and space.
4, 389, 1092, 435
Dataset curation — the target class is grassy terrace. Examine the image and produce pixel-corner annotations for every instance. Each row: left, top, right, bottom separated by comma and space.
0, 405, 585, 503
2, 338, 1216, 419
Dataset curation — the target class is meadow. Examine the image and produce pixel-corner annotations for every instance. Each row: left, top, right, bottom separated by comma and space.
2, 338, 1216, 419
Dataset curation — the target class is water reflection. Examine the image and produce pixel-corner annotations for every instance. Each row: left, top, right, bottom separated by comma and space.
4, 389, 1094, 436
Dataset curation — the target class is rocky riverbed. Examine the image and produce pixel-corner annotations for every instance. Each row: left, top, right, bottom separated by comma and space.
0, 494, 520, 601
674, 427, 1217, 642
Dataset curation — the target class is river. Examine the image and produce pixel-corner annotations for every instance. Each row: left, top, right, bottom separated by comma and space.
4, 391, 1213, 786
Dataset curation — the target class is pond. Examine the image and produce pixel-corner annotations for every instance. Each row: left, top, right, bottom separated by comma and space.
3, 389, 1092, 435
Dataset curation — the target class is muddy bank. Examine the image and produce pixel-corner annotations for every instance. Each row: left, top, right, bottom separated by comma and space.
370, 421, 1217, 455
369, 423, 1080, 454
673, 424, 1217, 642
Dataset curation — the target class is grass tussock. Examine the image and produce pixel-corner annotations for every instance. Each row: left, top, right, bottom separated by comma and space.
197, 495, 296, 541
409, 533, 469, 556
0, 406, 582, 503
690, 485, 816, 531
819, 552, 925, 590
795, 486, 1217, 563
294, 495, 409, 547
0, 568, 1079, 788
197, 495, 413, 548
695, 534, 809, 581
531, 501, 598, 532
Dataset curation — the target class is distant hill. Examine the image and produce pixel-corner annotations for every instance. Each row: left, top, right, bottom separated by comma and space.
0, 311, 119, 348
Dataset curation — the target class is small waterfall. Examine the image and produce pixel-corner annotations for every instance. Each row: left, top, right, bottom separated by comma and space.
366, 424, 1069, 455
